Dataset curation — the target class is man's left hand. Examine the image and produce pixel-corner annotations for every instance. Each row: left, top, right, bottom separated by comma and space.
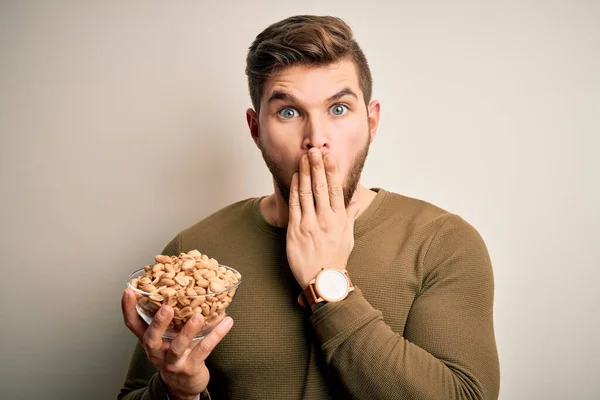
286, 148, 361, 289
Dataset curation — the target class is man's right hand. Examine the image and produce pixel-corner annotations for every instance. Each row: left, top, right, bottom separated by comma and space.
121, 288, 234, 400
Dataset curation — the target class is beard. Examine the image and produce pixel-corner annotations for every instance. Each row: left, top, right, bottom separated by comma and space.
258, 134, 371, 208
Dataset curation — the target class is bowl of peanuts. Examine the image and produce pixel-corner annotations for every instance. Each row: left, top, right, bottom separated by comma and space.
126, 249, 242, 341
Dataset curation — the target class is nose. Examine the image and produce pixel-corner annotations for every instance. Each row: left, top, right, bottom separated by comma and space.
302, 116, 329, 151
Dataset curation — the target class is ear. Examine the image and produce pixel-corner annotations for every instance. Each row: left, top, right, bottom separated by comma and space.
246, 108, 260, 147
367, 100, 381, 144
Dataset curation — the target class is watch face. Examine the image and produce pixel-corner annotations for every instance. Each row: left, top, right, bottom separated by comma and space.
315, 269, 349, 302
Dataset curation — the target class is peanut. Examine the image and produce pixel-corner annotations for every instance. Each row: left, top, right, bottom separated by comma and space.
179, 306, 193, 318
160, 278, 176, 287
155, 255, 172, 264
166, 296, 178, 308
178, 296, 191, 307
160, 287, 177, 297
141, 284, 157, 293
190, 297, 205, 308
146, 300, 161, 313
200, 302, 210, 316
149, 294, 164, 302
188, 249, 201, 258
203, 270, 216, 279
182, 259, 196, 270
162, 271, 175, 280
174, 275, 190, 287
130, 249, 240, 334
139, 276, 151, 286
195, 277, 210, 289
194, 286, 207, 295
209, 281, 224, 293
152, 263, 165, 273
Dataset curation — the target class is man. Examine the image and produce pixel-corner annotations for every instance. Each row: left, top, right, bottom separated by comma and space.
119, 15, 500, 400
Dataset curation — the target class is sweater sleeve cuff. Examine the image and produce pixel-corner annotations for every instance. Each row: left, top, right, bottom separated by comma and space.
155, 373, 212, 400
310, 287, 381, 346
149, 373, 172, 400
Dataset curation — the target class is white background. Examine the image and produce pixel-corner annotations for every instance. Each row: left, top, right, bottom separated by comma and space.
0, 1, 598, 399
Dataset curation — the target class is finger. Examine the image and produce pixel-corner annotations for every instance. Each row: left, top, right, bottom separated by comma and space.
288, 172, 301, 225
142, 305, 174, 362
191, 316, 234, 362
323, 153, 345, 213
309, 148, 331, 213
122, 288, 147, 339
298, 154, 316, 217
166, 313, 205, 364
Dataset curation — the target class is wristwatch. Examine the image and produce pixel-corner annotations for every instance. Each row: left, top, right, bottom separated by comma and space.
297, 268, 354, 308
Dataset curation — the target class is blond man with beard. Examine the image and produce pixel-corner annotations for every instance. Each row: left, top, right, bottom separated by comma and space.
119, 15, 500, 400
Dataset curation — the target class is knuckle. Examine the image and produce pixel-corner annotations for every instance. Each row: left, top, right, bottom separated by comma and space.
299, 221, 314, 234
149, 320, 163, 332
328, 185, 343, 197
142, 334, 159, 350
299, 190, 313, 199
151, 311, 164, 325
163, 361, 180, 374
169, 344, 184, 359
314, 182, 327, 194
199, 340, 215, 355
318, 220, 330, 231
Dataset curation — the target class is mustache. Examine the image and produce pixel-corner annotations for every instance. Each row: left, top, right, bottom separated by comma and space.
259, 138, 371, 208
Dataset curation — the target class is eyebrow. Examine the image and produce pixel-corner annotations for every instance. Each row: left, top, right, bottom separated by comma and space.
266, 87, 359, 105
326, 87, 358, 102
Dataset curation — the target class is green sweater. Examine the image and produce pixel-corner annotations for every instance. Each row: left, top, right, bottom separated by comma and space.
118, 188, 500, 399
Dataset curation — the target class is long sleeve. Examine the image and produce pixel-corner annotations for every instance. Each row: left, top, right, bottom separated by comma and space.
310, 214, 500, 399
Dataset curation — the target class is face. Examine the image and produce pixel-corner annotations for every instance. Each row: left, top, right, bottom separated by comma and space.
247, 58, 380, 206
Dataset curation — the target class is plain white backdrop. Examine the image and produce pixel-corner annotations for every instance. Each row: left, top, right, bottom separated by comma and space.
0, 1, 598, 399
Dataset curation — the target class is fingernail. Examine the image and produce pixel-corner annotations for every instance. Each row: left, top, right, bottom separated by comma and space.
223, 316, 233, 329
159, 306, 169, 317
193, 313, 203, 323
310, 149, 319, 159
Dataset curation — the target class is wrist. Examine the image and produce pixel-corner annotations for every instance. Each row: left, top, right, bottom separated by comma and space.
298, 268, 354, 309
159, 373, 202, 400
298, 269, 321, 290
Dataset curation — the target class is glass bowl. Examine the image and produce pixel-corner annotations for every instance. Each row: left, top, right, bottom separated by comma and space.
126, 252, 242, 341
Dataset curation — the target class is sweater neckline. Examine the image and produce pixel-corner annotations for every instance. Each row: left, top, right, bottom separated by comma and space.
251, 188, 388, 237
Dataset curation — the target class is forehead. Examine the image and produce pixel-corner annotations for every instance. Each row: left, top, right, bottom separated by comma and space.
261, 59, 363, 105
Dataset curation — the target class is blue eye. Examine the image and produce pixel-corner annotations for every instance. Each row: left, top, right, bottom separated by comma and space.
278, 107, 299, 119
330, 104, 348, 116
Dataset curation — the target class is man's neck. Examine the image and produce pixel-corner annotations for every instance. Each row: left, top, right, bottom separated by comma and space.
259, 182, 377, 228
